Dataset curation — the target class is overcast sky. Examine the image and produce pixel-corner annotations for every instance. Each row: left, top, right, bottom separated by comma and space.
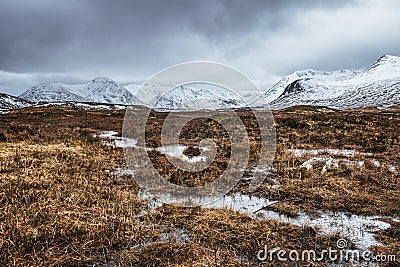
1, 0, 400, 95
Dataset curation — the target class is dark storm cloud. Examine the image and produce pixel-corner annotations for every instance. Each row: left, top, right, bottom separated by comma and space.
0, 0, 352, 72
186, 0, 355, 39
1, 0, 400, 95
0, 1, 88, 71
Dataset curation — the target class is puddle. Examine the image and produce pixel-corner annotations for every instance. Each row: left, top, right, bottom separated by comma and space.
141, 192, 393, 250
111, 167, 135, 178
96, 131, 209, 163
205, 193, 278, 214
131, 226, 191, 253
276, 212, 391, 250
159, 228, 191, 244
96, 131, 137, 148
97, 132, 394, 250
156, 145, 208, 163
206, 194, 391, 250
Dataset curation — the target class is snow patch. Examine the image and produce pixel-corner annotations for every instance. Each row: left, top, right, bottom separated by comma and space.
300, 157, 340, 174
371, 160, 381, 167
388, 165, 397, 173
289, 148, 372, 158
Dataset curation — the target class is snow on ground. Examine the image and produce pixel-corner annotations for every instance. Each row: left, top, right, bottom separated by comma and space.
290, 148, 397, 174
33, 102, 128, 110
288, 148, 372, 157
389, 165, 397, 173
300, 157, 340, 174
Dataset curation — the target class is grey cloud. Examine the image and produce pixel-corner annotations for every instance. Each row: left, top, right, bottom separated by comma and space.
0, 0, 354, 72
1, 0, 400, 95
186, 0, 355, 39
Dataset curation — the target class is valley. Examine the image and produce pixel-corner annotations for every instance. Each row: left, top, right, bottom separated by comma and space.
0, 105, 398, 266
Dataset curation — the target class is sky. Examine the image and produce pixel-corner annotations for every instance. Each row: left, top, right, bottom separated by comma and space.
1, 0, 400, 95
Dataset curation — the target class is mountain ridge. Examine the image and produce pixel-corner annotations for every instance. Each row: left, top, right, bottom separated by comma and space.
19, 77, 141, 105
0, 93, 32, 110
1, 54, 399, 110
267, 54, 400, 109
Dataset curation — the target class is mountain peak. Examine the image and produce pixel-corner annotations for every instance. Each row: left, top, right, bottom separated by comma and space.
379, 54, 399, 59
363, 54, 400, 74
91, 76, 115, 83
267, 54, 400, 110
19, 77, 139, 105
376, 54, 400, 64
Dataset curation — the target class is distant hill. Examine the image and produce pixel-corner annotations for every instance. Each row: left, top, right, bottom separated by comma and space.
265, 55, 400, 109
19, 77, 141, 105
0, 93, 32, 110
3, 55, 400, 111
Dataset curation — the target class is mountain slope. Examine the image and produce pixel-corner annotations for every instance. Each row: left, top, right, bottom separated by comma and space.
11, 55, 400, 110
153, 85, 246, 110
0, 93, 32, 110
262, 69, 359, 103
19, 83, 87, 103
267, 55, 400, 109
20, 77, 141, 105
124, 83, 247, 110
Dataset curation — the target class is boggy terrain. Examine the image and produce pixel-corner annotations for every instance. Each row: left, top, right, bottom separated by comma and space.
0, 105, 399, 266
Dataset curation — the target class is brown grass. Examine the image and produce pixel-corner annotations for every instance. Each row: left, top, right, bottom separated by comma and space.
0, 105, 399, 266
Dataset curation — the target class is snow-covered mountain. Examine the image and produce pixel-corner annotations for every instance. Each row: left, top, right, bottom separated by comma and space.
146, 54, 399, 110
5, 55, 400, 111
152, 85, 246, 110
20, 77, 141, 105
124, 83, 141, 95
262, 69, 360, 103
266, 55, 400, 109
124, 82, 247, 110
0, 93, 32, 110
